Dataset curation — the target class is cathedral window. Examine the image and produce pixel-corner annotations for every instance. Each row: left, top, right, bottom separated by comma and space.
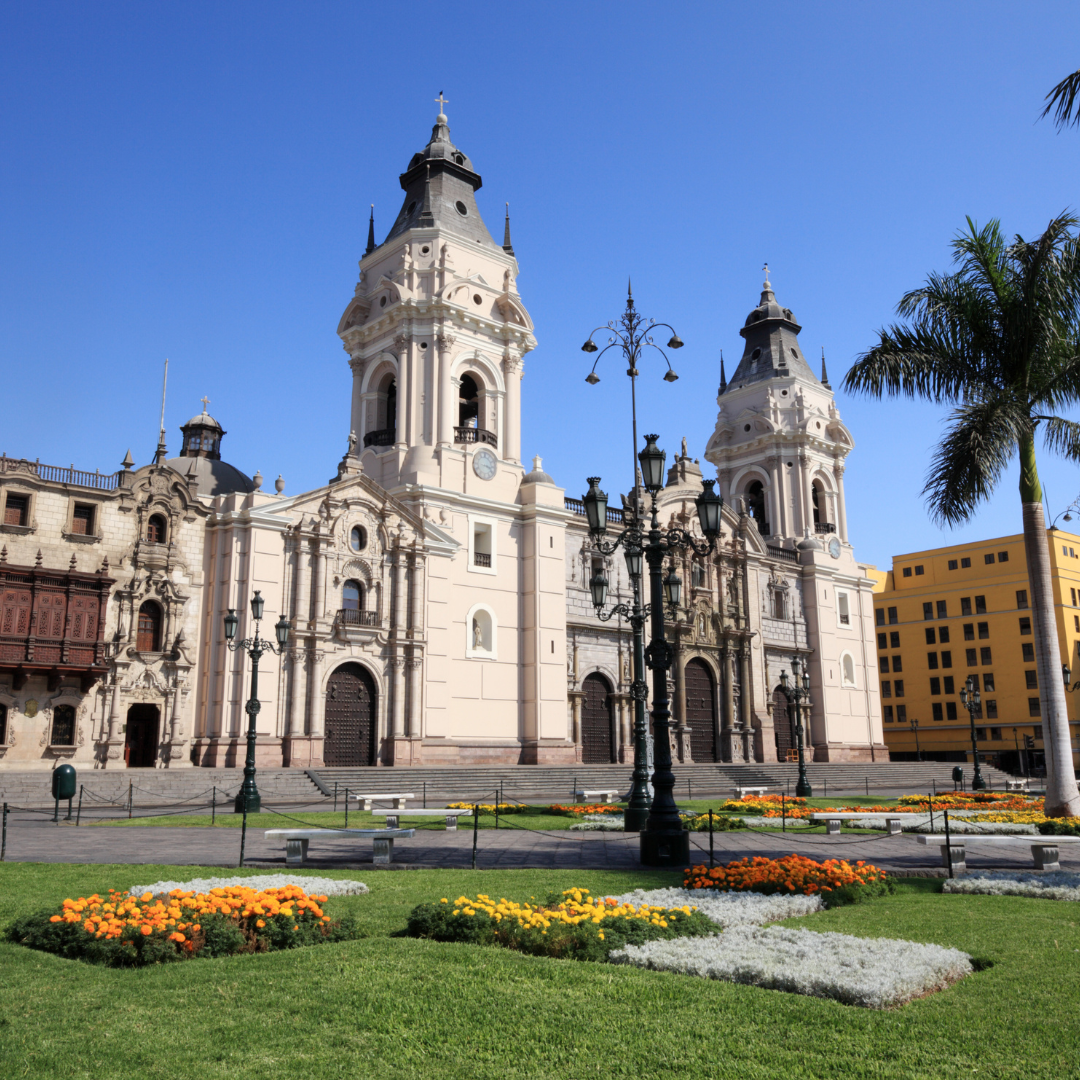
0, 703, 6, 745
51, 705, 76, 746
3, 493, 29, 526
470, 518, 495, 573
350, 526, 367, 552
342, 580, 364, 611
71, 503, 95, 535
771, 590, 786, 620
837, 591, 850, 626
145, 514, 167, 544
137, 601, 162, 652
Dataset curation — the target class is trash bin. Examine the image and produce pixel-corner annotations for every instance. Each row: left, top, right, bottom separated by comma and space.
52, 764, 76, 801
951, 765, 964, 788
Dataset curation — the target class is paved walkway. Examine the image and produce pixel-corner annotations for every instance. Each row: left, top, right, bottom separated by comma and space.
3, 812, 1077, 874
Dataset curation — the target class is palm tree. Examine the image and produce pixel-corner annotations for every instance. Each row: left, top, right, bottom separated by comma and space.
844, 215, 1080, 817
1043, 68, 1080, 130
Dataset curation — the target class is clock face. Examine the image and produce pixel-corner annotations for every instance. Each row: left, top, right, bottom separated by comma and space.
828, 537, 842, 559
473, 449, 497, 480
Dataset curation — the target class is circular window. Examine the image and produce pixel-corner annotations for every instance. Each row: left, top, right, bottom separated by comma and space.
419, 341, 428, 350
421, 245, 430, 255
350, 526, 367, 552
380, 295, 387, 308
744, 423, 751, 432
781, 390, 788, 396
407, 201, 417, 216
473, 294, 483, 305
816, 421, 822, 429
455, 201, 468, 216
751, 347, 762, 360
791, 348, 799, 358
787, 461, 794, 468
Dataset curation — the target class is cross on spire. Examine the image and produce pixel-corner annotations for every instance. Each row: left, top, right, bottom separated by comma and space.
763, 262, 770, 285
435, 91, 449, 115
200, 395, 210, 412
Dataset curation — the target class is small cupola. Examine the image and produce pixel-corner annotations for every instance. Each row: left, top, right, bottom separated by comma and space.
179, 400, 225, 460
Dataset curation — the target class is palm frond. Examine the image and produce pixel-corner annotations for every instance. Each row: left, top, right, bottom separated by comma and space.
1041, 69, 1080, 130
1041, 416, 1080, 462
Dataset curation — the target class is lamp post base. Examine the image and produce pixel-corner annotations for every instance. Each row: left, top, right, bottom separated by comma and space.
233, 790, 261, 814
623, 807, 649, 832
795, 777, 813, 798
640, 829, 690, 867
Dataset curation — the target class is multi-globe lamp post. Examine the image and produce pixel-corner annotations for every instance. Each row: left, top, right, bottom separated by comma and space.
223, 591, 291, 814
584, 433, 723, 866
578, 285, 684, 832
779, 656, 813, 798
958, 674, 986, 791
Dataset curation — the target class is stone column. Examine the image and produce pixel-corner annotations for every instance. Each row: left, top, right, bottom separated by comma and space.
501, 354, 522, 464
313, 540, 327, 620
673, 649, 690, 762
391, 658, 406, 739
739, 646, 758, 761
719, 644, 737, 762
391, 547, 406, 742
569, 691, 585, 762
767, 457, 782, 539
436, 333, 456, 447
834, 462, 849, 542
106, 672, 124, 762
799, 454, 814, 537
308, 649, 325, 761
406, 658, 422, 746
287, 648, 307, 738
349, 354, 365, 443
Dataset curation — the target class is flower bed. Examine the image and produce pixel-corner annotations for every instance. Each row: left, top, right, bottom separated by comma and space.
609, 925, 973, 1008
548, 803, 624, 816
608, 887, 823, 926
568, 816, 626, 831
446, 802, 528, 814
684, 855, 891, 905
406, 887, 716, 960
126, 874, 369, 898
681, 813, 747, 832
6, 883, 360, 966
1037, 817, 1080, 836
942, 870, 1080, 901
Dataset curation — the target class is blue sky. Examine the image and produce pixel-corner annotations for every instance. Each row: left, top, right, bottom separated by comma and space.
2, 1, 1079, 569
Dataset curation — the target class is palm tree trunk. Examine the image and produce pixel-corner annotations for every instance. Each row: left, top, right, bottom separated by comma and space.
1020, 437, 1080, 816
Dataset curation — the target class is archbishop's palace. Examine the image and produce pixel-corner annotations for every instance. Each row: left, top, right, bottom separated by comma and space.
0, 109, 886, 772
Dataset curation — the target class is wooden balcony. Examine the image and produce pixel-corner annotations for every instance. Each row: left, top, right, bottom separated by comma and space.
454, 426, 497, 448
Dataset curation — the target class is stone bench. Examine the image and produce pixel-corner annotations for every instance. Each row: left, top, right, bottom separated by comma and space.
916, 833, 1080, 872
735, 787, 768, 799
265, 827, 416, 865
574, 790, 620, 804
809, 812, 906, 836
377, 808, 473, 830
347, 792, 416, 811
1004, 780, 1030, 793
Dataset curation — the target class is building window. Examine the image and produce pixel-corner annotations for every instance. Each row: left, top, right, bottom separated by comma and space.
877, 632, 887, 649
1025, 670, 1038, 689
1019, 617, 1031, 635
939, 625, 950, 643
960, 557, 971, 568
883, 705, 894, 721
879, 656, 890, 674
932, 703, 943, 721
981, 647, 993, 665
929, 677, 941, 695
936, 600, 948, 619
966, 648, 977, 666
137, 601, 162, 652
894, 680, 905, 697
841, 653, 856, 687
927, 652, 939, 670
1016, 590, 1028, 609
1073, 588, 1078, 607
1029, 698, 1041, 717
975, 595, 986, 614
990, 727, 1002, 741
977, 622, 989, 639
1021, 643, 1034, 662
946, 702, 958, 721
983, 673, 995, 692
145, 514, 167, 544
961, 597, 972, 616
998, 551, 1009, 563
925, 627, 936, 645
948, 559, 958, 570
342, 580, 363, 611
969, 674, 980, 691
772, 591, 787, 620
943, 676, 955, 694
915, 565, 924, 576
1075, 614, 1079, 632
963, 623, 975, 640
875, 609, 885, 626
984, 553, 995, 565
350, 526, 367, 552
3, 493, 29, 526
470, 518, 495, 573
881, 680, 891, 698
941, 651, 952, 668
51, 705, 76, 746
902, 567, 912, 578
923, 602, 933, 620
837, 591, 850, 626
890, 631, 900, 648
71, 503, 95, 535
892, 655, 902, 672
986, 699, 998, 719
888, 607, 898, 625
975, 727, 987, 742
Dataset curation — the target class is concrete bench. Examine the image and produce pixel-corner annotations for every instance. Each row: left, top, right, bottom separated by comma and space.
265, 827, 416, 865
376, 808, 473, 830
735, 786, 768, 799
574, 790, 620, 804
916, 833, 1080, 872
1004, 780, 1030, 793
809, 812, 906, 836
347, 792, 416, 811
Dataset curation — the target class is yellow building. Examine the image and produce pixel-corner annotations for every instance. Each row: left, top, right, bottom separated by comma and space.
872, 528, 1080, 771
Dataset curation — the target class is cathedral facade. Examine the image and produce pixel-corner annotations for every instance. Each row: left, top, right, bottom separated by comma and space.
0, 110, 885, 770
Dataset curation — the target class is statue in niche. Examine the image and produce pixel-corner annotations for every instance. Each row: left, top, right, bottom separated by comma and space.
473, 618, 483, 650
698, 613, 707, 640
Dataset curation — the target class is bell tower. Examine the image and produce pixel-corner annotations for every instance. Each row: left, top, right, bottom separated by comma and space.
335, 105, 536, 495
704, 276, 853, 547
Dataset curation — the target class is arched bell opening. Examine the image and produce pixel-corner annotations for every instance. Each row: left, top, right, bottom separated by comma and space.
744, 480, 769, 537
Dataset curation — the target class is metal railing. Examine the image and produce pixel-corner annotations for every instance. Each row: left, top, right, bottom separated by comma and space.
337, 608, 381, 627
0, 455, 118, 491
362, 429, 395, 448
564, 497, 625, 524
454, 426, 498, 447
474, 552, 491, 567
814, 522, 837, 534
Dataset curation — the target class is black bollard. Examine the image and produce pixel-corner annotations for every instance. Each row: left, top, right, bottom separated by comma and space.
211, 786, 216, 826
1, 802, 7, 861
943, 808, 953, 879
239, 798, 248, 868
472, 803, 480, 870
708, 809, 714, 868
76, 784, 83, 827
781, 793, 786, 833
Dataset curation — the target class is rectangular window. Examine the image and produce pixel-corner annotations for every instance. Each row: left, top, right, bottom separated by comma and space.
837, 591, 850, 626
1025, 670, 1038, 689
963, 623, 975, 640
924, 627, 936, 645
984, 553, 995, 565
986, 699, 998, 719
3, 494, 28, 526
943, 675, 955, 695
975, 727, 987, 742
883, 705, 894, 721
888, 607, 898, 625
977, 622, 989, 639
1021, 642, 1034, 662
941, 651, 952, 668
923, 602, 933, 621
948, 559, 958, 570
878, 632, 887, 650
896, 704, 907, 723
1029, 698, 1042, 717
961, 556, 971, 568
983, 673, 995, 692
894, 679, 904, 697
966, 648, 978, 666
937, 600, 948, 619
1074, 615, 1079, 632
981, 647, 993, 665
961, 597, 972, 616
1019, 617, 1032, 635
946, 702, 958, 721
990, 727, 1002, 742
772, 591, 786, 620
890, 631, 900, 648
927, 652, 939, 670
71, 503, 94, 535
902, 567, 912, 578
875, 609, 885, 626
969, 674, 980, 691
1065, 546, 1070, 557
880, 656, 890, 674
938, 625, 950, 643
932, 702, 944, 721
975, 595, 986, 614
1016, 590, 1028, 609
469, 518, 495, 573
881, 680, 891, 698
998, 551, 1009, 563
1072, 588, 1078, 607
929, 677, 941, 695
892, 656, 903, 672
915, 565, 925, 576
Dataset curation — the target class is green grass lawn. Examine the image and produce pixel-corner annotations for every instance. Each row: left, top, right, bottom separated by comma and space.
1, 862, 1077, 1079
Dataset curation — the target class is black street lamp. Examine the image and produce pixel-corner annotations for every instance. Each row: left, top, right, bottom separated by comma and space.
958, 674, 986, 791
581, 285, 685, 833
779, 657, 813, 798
223, 591, 290, 814
910, 717, 921, 761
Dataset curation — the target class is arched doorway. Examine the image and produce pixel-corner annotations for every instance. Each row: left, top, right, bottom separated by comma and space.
324, 663, 377, 767
773, 688, 795, 762
581, 673, 614, 764
685, 658, 717, 762
125, 704, 160, 767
